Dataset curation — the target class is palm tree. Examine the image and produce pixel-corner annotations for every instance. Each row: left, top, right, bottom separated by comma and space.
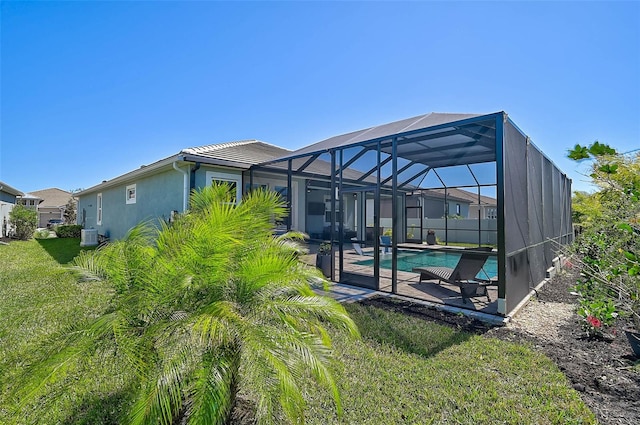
23, 183, 359, 425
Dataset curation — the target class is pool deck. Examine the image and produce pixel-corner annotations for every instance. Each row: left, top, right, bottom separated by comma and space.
312, 245, 501, 317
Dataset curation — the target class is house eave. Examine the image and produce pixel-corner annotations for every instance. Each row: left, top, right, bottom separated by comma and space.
0, 182, 23, 197
180, 154, 252, 169
76, 155, 186, 196
76, 153, 253, 197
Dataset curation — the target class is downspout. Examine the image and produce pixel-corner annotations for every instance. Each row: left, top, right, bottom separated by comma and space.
190, 162, 201, 191
173, 160, 190, 212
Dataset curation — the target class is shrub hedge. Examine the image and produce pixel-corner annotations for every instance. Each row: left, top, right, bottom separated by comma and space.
55, 225, 82, 238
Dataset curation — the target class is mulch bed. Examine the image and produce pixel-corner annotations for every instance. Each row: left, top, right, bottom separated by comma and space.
359, 269, 640, 425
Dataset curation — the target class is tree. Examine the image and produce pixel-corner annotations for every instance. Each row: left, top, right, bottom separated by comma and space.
568, 143, 640, 333
17, 183, 359, 425
63, 198, 77, 224
569, 143, 639, 231
8, 204, 37, 240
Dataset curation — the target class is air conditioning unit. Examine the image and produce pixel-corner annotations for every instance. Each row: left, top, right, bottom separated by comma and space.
80, 228, 98, 247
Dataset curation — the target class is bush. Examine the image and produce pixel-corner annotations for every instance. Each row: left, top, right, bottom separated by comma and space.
34, 229, 51, 239
55, 224, 82, 238
568, 143, 640, 331
9, 205, 37, 240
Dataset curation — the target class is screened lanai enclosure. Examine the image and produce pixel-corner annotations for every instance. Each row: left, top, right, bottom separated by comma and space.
250, 112, 573, 316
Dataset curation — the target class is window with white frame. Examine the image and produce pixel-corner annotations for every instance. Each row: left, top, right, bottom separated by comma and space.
126, 184, 136, 204
97, 193, 102, 225
205, 171, 242, 204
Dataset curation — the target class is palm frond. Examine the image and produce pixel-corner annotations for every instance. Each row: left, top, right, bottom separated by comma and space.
186, 348, 239, 425
239, 325, 306, 425
191, 301, 243, 347
127, 343, 201, 425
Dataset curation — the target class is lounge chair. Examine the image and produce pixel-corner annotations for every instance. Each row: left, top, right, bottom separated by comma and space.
412, 250, 494, 303
379, 235, 391, 254
351, 237, 365, 256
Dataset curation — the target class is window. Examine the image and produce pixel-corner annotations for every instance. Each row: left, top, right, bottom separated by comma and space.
456, 204, 461, 215
126, 184, 136, 204
97, 193, 102, 225
205, 171, 242, 204
212, 179, 237, 202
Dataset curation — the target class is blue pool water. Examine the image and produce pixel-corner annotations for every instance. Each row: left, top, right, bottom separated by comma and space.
354, 250, 497, 280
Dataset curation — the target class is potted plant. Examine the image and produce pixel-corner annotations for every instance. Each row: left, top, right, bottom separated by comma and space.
315, 242, 333, 278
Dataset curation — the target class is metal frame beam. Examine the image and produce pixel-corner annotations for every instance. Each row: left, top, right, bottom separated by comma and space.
391, 138, 398, 293
380, 160, 417, 185
496, 113, 507, 314
357, 155, 392, 183
397, 166, 431, 189
295, 153, 321, 173
337, 146, 372, 173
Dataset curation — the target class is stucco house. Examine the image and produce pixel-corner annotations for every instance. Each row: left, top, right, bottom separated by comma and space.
19, 188, 73, 228
0, 181, 24, 237
76, 140, 298, 240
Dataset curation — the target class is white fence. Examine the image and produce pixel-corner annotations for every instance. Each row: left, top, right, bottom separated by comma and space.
419, 219, 498, 245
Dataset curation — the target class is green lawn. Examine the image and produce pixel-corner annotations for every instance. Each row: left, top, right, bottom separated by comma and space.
0, 239, 595, 424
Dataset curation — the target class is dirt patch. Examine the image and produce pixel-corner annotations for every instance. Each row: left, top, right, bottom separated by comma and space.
359, 268, 640, 425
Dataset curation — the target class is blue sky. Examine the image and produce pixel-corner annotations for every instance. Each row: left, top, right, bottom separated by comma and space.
1, 1, 638, 194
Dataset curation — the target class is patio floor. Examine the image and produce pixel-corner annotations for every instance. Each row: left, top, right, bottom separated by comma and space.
312, 244, 500, 316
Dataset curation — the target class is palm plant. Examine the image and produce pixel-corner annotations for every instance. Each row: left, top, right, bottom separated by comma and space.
18, 183, 359, 425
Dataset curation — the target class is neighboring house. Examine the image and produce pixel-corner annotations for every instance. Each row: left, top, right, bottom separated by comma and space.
455, 191, 497, 220
0, 181, 24, 237
19, 188, 73, 228
17, 193, 41, 210
76, 140, 296, 240
413, 188, 474, 218
410, 188, 497, 219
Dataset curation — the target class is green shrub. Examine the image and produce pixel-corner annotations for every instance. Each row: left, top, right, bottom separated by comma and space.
568, 143, 640, 331
55, 224, 82, 238
9, 205, 37, 240
34, 229, 51, 239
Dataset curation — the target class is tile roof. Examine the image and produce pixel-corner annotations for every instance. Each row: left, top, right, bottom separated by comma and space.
181, 140, 291, 167
28, 188, 72, 208
78, 140, 292, 195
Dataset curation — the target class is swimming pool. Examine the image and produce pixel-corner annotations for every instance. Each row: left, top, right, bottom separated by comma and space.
353, 250, 497, 280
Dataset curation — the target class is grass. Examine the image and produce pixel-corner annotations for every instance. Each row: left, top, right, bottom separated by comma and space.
304, 303, 595, 424
36, 237, 94, 264
0, 239, 129, 425
0, 239, 595, 424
